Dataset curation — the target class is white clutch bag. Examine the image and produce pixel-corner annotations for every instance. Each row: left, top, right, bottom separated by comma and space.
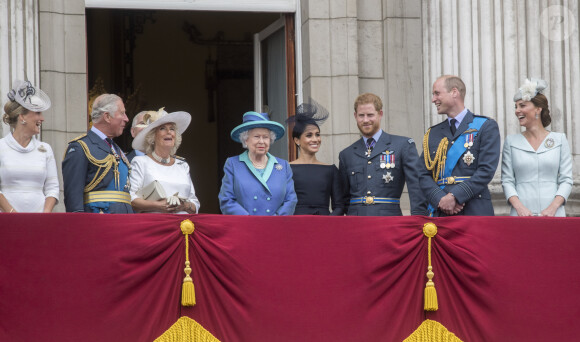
136, 180, 167, 201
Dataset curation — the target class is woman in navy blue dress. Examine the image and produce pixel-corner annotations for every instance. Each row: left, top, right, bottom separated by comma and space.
287, 99, 346, 215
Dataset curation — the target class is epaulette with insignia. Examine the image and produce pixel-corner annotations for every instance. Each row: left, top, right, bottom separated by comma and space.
68, 133, 87, 143
175, 155, 186, 161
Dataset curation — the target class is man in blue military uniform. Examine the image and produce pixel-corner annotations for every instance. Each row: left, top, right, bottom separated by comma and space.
62, 94, 133, 213
338, 93, 427, 216
420, 75, 500, 216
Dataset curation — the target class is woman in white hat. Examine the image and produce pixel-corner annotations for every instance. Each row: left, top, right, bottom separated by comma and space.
0, 80, 59, 213
219, 111, 297, 215
129, 108, 200, 213
501, 78, 573, 216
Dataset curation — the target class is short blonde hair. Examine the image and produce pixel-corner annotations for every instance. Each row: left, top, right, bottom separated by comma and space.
144, 124, 183, 155
3, 100, 29, 128
354, 93, 383, 112
440, 75, 466, 99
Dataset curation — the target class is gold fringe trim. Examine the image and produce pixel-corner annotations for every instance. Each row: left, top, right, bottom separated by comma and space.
181, 219, 196, 306
154, 316, 220, 342
403, 320, 463, 342
423, 223, 438, 311
422, 128, 448, 181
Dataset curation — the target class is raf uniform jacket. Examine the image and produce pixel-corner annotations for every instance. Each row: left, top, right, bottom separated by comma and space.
419, 111, 500, 216
62, 130, 134, 213
219, 151, 297, 215
338, 130, 427, 216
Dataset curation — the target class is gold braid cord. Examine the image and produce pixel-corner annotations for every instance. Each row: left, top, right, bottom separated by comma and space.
181, 219, 196, 306
154, 316, 221, 342
422, 128, 448, 181
403, 320, 463, 342
423, 223, 438, 311
76, 140, 118, 192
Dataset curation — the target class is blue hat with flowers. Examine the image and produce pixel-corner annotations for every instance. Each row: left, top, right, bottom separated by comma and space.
230, 111, 285, 143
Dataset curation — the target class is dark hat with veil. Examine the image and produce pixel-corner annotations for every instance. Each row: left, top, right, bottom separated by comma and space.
286, 98, 329, 137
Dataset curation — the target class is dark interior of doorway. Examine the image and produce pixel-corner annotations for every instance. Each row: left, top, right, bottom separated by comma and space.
86, 9, 280, 213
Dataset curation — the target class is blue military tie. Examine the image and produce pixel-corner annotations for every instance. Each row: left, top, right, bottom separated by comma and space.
365, 138, 375, 157
449, 118, 457, 135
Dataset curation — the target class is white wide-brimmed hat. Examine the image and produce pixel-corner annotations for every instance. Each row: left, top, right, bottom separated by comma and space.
7, 80, 51, 112
131, 107, 191, 151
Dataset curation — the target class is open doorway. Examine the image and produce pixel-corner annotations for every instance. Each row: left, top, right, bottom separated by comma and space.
86, 9, 292, 213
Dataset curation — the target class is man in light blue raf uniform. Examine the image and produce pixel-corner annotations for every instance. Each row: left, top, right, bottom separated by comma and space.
420, 75, 500, 216
338, 93, 427, 216
62, 94, 133, 213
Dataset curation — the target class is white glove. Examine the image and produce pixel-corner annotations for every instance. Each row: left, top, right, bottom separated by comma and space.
166, 193, 182, 206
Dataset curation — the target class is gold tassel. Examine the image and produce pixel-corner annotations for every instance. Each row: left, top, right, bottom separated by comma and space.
180, 219, 196, 306
423, 223, 438, 311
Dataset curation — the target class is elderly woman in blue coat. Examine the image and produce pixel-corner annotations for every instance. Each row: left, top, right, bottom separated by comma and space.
219, 112, 297, 215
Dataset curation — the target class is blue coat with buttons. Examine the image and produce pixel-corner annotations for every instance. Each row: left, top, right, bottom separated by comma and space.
219, 151, 297, 215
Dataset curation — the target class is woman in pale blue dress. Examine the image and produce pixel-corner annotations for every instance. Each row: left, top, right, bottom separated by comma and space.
501, 78, 573, 216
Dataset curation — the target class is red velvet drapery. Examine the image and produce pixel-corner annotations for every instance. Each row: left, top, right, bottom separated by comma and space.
1, 214, 579, 341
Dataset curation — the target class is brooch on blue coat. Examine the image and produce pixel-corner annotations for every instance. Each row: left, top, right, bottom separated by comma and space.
275, 164, 283, 171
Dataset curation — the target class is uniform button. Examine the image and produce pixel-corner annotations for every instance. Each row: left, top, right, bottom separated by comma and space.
368, 161, 372, 164
266, 209, 270, 213
368, 175, 371, 179
478, 194, 482, 198
253, 196, 257, 200
367, 191, 371, 195
352, 171, 355, 175
253, 208, 257, 212
267, 197, 271, 201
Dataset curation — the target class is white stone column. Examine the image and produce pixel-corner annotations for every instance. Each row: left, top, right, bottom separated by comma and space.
422, 0, 580, 215
300, 0, 360, 165
38, 0, 87, 212
0, 0, 40, 137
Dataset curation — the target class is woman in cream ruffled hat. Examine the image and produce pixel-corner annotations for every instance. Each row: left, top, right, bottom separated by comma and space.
501, 78, 573, 216
129, 108, 200, 214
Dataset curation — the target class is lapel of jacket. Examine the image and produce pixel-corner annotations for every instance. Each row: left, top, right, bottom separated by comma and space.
438, 120, 453, 142
370, 130, 391, 159
452, 111, 474, 140
352, 137, 368, 158
238, 152, 273, 194
88, 130, 114, 154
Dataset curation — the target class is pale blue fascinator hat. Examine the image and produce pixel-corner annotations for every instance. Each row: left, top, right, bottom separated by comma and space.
513, 78, 548, 102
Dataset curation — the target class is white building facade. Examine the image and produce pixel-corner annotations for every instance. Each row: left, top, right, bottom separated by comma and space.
1, 0, 579, 215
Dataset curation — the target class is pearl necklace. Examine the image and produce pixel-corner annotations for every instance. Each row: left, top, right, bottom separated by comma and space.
251, 159, 267, 169
152, 151, 170, 164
